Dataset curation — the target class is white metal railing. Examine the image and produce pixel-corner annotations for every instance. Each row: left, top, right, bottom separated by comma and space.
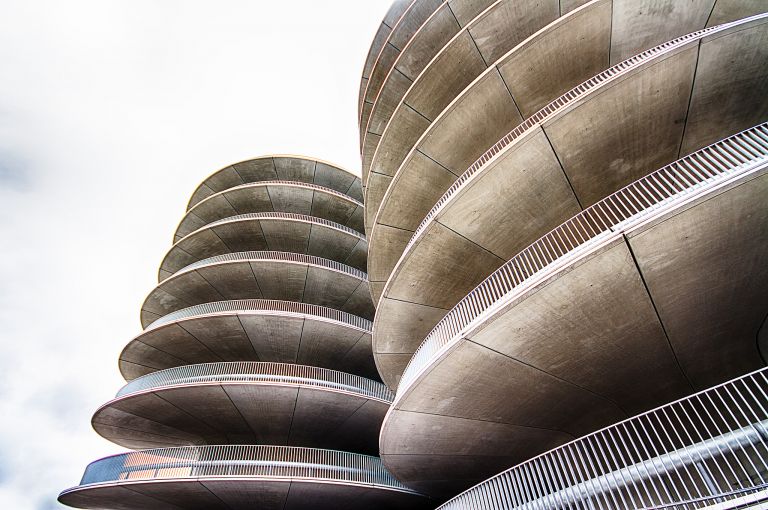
115, 362, 393, 402
184, 211, 366, 243
66, 445, 418, 494
397, 123, 768, 394
403, 14, 768, 258
145, 298, 372, 332
438, 368, 768, 510
180, 180, 363, 237
169, 250, 368, 281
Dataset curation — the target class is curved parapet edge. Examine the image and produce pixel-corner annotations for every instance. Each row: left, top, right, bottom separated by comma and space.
358, 0, 414, 120
379, 124, 768, 496
159, 212, 368, 281
176, 180, 365, 241
115, 361, 392, 402
366, 8, 768, 293
122, 298, 377, 382
143, 250, 374, 327
59, 446, 427, 510
436, 368, 768, 510
188, 155, 362, 210
398, 123, 768, 396
93, 362, 393, 452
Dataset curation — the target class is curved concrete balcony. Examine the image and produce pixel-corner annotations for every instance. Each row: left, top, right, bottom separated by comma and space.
58, 445, 428, 510
363, 0, 572, 199
362, 0, 584, 186
358, 0, 412, 123
359, 0, 494, 164
121, 299, 377, 381
379, 125, 768, 495
158, 212, 368, 281
175, 181, 364, 242
436, 368, 768, 509
366, 5, 768, 293
359, 0, 447, 148
370, 13, 768, 386
188, 155, 362, 210
144, 251, 373, 327
92, 362, 392, 453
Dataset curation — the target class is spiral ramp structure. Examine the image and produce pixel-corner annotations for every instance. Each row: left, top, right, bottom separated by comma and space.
58, 156, 428, 509
359, 0, 768, 507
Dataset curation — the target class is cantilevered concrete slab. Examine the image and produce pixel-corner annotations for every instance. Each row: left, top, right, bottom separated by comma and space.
371, 16, 768, 386
379, 131, 768, 497
359, 0, 446, 147
159, 212, 368, 280
188, 155, 362, 209
358, 0, 413, 123
363, 0, 563, 200
366, 2, 768, 291
434, 369, 768, 510
360, 0, 500, 183
93, 362, 391, 454
59, 446, 428, 510
121, 300, 377, 381
143, 252, 374, 327
175, 181, 364, 242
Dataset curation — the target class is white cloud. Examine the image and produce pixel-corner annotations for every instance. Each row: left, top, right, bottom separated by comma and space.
0, 1, 391, 507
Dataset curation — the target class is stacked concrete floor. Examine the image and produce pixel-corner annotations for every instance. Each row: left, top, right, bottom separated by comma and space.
60, 1, 768, 509
59, 156, 428, 509
360, 0, 768, 507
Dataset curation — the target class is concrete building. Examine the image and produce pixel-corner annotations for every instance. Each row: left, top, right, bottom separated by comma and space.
359, 0, 768, 507
61, 1, 768, 509
58, 156, 428, 509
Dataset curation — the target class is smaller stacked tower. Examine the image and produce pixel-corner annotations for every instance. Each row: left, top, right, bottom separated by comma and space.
59, 156, 427, 509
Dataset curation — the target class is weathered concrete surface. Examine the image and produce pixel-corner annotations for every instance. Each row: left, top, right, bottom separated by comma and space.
143, 255, 374, 327
189, 156, 362, 209
366, 1, 768, 303
361, 0, 497, 181
93, 378, 389, 453
159, 213, 368, 280
60, 478, 428, 510
176, 182, 364, 241
358, 0, 412, 122
371, 15, 768, 387
360, 0, 445, 145
379, 164, 768, 498
364, 0, 561, 204
121, 304, 377, 381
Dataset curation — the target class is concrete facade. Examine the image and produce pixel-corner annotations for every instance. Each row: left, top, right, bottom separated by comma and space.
60, 2, 768, 509
59, 156, 427, 509
360, 2, 768, 505
372, 15, 768, 388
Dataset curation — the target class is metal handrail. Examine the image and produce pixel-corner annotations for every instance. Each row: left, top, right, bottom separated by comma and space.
145, 298, 372, 332
401, 14, 768, 258
437, 368, 768, 510
65, 445, 418, 493
185, 179, 363, 215
169, 250, 368, 281
179, 180, 364, 240
115, 362, 393, 402
398, 123, 768, 394
187, 155, 359, 211
176, 211, 367, 247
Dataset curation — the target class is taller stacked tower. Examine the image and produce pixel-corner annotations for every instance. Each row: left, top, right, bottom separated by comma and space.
358, 0, 768, 506
59, 156, 427, 509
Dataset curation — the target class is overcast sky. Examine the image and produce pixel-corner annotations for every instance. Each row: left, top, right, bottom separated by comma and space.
0, 1, 392, 507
